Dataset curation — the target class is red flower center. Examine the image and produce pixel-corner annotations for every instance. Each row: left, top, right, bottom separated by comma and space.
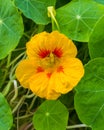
38, 49, 50, 58
53, 48, 63, 58
38, 48, 63, 58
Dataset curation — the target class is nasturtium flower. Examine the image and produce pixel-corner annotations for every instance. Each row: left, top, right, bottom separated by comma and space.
15, 31, 84, 100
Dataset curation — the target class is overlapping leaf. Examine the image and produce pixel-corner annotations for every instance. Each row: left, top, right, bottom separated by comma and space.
0, 0, 24, 59
74, 58, 104, 130
33, 100, 68, 130
88, 15, 104, 59
14, 0, 56, 24
56, 0, 104, 42
0, 93, 13, 130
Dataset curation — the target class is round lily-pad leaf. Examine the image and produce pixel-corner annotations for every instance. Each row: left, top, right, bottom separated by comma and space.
88, 15, 104, 59
33, 100, 68, 130
74, 58, 104, 130
0, 93, 13, 130
14, 0, 56, 25
0, 0, 24, 59
56, 0, 104, 42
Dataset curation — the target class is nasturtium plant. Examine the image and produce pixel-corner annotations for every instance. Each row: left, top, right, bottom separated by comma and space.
0, 0, 24, 59
33, 100, 68, 130
88, 15, 104, 59
1, 0, 104, 129
74, 58, 104, 130
0, 93, 13, 130
14, 0, 56, 25
56, 0, 104, 42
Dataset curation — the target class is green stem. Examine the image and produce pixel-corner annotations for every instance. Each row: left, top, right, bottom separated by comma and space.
12, 92, 35, 113
23, 33, 31, 39
7, 52, 12, 66
7, 51, 25, 68
0, 53, 12, 87
66, 124, 88, 129
10, 80, 18, 104
12, 96, 25, 113
25, 93, 35, 99
51, 18, 55, 31
2, 80, 13, 96
9, 53, 26, 80
28, 96, 37, 111
9, 65, 17, 80
50, 12, 60, 31
13, 47, 26, 52
15, 113, 34, 120
47, 6, 60, 31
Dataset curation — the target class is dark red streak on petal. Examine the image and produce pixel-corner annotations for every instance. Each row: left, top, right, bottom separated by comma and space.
47, 73, 52, 78
57, 66, 64, 72
53, 48, 63, 58
37, 66, 44, 73
38, 49, 50, 58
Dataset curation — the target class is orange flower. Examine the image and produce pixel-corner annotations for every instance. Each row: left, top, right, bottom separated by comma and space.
15, 31, 84, 99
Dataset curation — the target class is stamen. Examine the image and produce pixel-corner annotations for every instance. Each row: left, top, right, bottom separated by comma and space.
49, 52, 55, 64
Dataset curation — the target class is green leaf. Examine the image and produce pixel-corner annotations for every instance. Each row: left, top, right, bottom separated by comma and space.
33, 100, 68, 130
0, 93, 13, 130
56, 0, 104, 42
74, 58, 104, 130
14, 0, 56, 25
88, 15, 104, 59
94, 0, 104, 5
0, 0, 24, 59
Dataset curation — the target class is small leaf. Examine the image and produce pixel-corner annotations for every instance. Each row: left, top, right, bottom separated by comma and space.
56, 0, 104, 42
0, 0, 24, 59
33, 100, 68, 130
0, 93, 13, 130
74, 58, 104, 130
14, 0, 56, 25
88, 15, 104, 59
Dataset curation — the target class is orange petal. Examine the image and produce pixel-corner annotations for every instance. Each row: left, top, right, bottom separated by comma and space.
49, 58, 84, 94
49, 31, 77, 57
26, 32, 49, 59
15, 59, 37, 88
26, 31, 77, 59
29, 73, 61, 100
